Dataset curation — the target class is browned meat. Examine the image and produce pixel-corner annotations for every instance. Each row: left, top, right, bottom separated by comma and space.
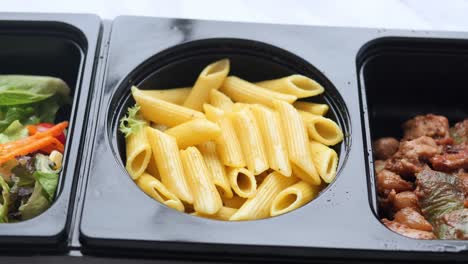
450, 119, 468, 145
403, 114, 450, 142
377, 169, 413, 196
394, 207, 433, 231
393, 191, 420, 212
431, 144, 468, 171
374, 160, 387, 174
385, 136, 440, 177
382, 219, 436, 239
378, 189, 396, 218
373, 137, 400, 160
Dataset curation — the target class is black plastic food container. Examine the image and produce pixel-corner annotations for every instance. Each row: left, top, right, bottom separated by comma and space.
0, 13, 101, 252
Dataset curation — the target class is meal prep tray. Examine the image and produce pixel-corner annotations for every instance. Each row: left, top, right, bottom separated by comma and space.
1, 13, 468, 263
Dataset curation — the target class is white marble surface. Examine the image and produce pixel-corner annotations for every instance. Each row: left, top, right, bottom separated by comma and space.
1, 0, 468, 31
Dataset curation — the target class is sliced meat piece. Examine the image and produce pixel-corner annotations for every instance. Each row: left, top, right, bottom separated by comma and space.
393, 191, 420, 212
450, 119, 468, 145
394, 207, 433, 231
373, 137, 400, 160
374, 160, 387, 174
385, 136, 440, 177
377, 169, 413, 196
431, 144, 468, 172
403, 114, 450, 142
382, 218, 436, 239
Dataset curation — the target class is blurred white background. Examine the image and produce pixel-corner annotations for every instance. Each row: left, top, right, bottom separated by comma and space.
2, 0, 468, 31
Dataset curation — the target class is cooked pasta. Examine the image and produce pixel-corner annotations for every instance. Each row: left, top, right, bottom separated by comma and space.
132, 86, 204, 127
309, 141, 338, 183
273, 100, 321, 185
256, 75, 324, 98
165, 119, 221, 149
230, 172, 297, 221
120, 58, 344, 221
299, 110, 343, 146
180, 147, 223, 215
220, 76, 297, 107
293, 101, 329, 116
145, 127, 193, 203
139, 87, 191, 105
270, 181, 320, 216
136, 173, 184, 212
125, 128, 151, 180
183, 59, 230, 111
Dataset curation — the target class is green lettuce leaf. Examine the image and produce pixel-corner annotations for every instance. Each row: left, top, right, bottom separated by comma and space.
119, 103, 147, 137
18, 181, 50, 220
0, 75, 70, 105
435, 208, 468, 239
0, 176, 10, 223
34, 154, 59, 202
0, 120, 28, 143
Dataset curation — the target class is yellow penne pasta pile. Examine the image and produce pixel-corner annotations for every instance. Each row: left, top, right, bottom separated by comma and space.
121, 59, 344, 221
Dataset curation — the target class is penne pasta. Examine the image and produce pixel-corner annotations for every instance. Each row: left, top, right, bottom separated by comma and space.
226, 167, 257, 198
192, 206, 237, 220
145, 154, 160, 180
230, 172, 297, 221
203, 103, 225, 122
299, 111, 343, 146
222, 195, 247, 209
230, 108, 269, 175
125, 128, 151, 180
293, 101, 329, 116
180, 147, 223, 215
273, 100, 321, 185
139, 87, 191, 105
132, 86, 204, 127
136, 173, 184, 212
183, 59, 230, 111
151, 123, 169, 132
270, 181, 320, 216
251, 105, 291, 177
165, 119, 221, 149
198, 141, 233, 198
145, 127, 193, 204
220, 76, 297, 107
209, 89, 233, 112
255, 75, 324, 98
309, 141, 338, 183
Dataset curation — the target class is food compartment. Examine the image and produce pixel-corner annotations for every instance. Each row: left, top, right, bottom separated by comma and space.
359, 38, 468, 239
0, 17, 100, 249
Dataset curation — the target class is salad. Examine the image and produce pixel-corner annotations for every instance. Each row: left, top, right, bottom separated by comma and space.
0, 75, 70, 223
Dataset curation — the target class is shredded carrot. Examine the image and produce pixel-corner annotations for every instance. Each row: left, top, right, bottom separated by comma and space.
0, 136, 64, 165
40, 139, 64, 154
0, 121, 68, 155
26, 125, 37, 136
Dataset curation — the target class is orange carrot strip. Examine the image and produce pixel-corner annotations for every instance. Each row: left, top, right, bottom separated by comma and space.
40, 139, 64, 154
26, 125, 38, 136
0, 136, 63, 165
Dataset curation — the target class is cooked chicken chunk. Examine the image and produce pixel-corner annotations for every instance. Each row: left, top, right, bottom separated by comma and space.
403, 114, 450, 142
377, 169, 413, 196
394, 207, 433, 231
373, 137, 399, 160
382, 219, 436, 239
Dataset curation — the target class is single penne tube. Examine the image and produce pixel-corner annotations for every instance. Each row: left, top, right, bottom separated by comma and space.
270, 181, 320, 216
255, 75, 324, 98
192, 206, 237, 221
230, 108, 269, 175
299, 111, 343, 146
165, 119, 221, 149
139, 87, 191, 105
226, 167, 257, 198
309, 141, 338, 183
293, 101, 329, 116
132, 86, 204, 127
230, 171, 297, 221
222, 195, 247, 209
180, 147, 223, 215
183, 59, 230, 111
203, 103, 225, 122
203, 105, 245, 168
135, 173, 184, 212
209, 89, 234, 112
273, 100, 321, 185
145, 127, 193, 204
125, 127, 151, 180
198, 141, 233, 198
251, 105, 291, 177
220, 76, 297, 107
